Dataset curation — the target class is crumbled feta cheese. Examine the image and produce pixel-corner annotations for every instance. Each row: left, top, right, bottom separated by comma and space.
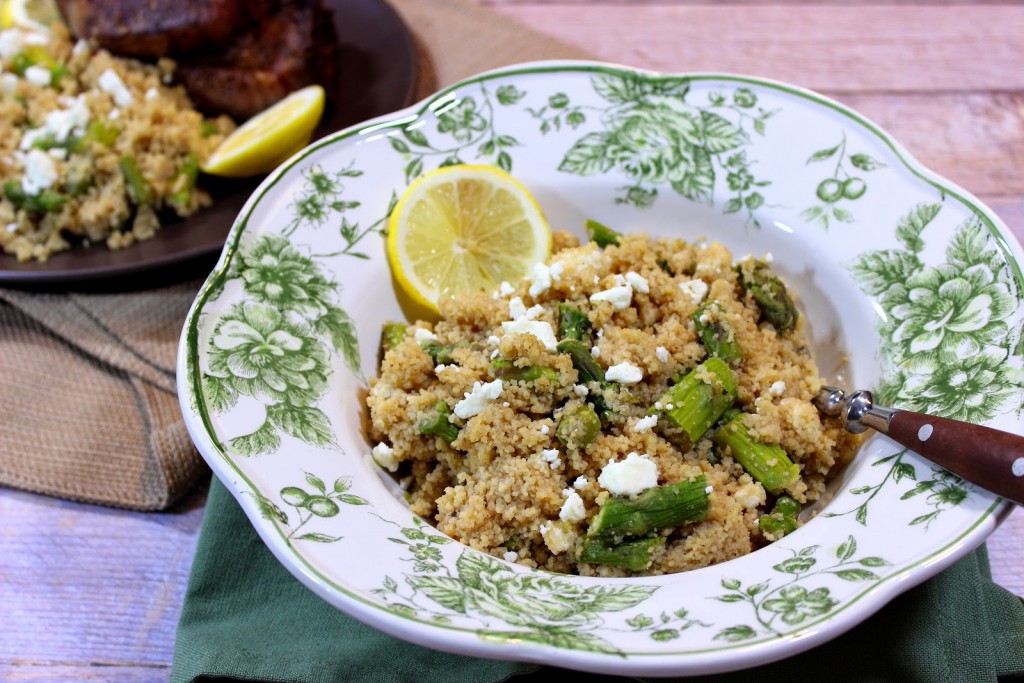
540, 448, 561, 469
144, 87, 159, 101
624, 271, 649, 293
24, 65, 50, 86
98, 68, 133, 106
453, 379, 503, 418
47, 148, 67, 161
498, 281, 515, 296
371, 442, 399, 472
598, 452, 659, 496
503, 551, 519, 563
72, 39, 89, 57
590, 284, 633, 309
527, 261, 563, 297
764, 252, 774, 263
486, 335, 500, 346
573, 384, 589, 397
502, 401, 510, 407
508, 296, 542, 321
769, 381, 786, 396
0, 72, 17, 94
573, 476, 588, 490
6, 223, 17, 233
501, 319, 558, 350
655, 346, 669, 363
606, 361, 643, 384
108, 108, 120, 120
434, 364, 447, 373
0, 28, 47, 60
633, 415, 658, 433
540, 424, 550, 435
596, 328, 604, 338
590, 346, 600, 358
612, 273, 627, 286
19, 95, 90, 151
508, 296, 527, 320
734, 482, 765, 509
559, 490, 586, 522
413, 327, 438, 344
490, 348, 500, 359
679, 279, 709, 305
21, 149, 57, 195
540, 522, 572, 554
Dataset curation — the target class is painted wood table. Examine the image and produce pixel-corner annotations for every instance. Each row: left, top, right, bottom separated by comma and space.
2, 1, 1022, 680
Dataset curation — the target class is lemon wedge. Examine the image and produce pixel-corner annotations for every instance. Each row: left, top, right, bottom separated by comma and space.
386, 164, 552, 314
200, 84, 325, 178
0, 0, 61, 30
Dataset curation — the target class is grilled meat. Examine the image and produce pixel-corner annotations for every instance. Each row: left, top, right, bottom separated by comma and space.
54, 0, 274, 58
176, 0, 338, 120
55, 0, 339, 122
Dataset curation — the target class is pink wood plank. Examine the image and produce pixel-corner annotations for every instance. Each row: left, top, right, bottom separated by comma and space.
487, 3, 1024, 92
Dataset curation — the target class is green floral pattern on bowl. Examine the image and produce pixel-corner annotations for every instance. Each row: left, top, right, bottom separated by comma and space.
177, 61, 1023, 677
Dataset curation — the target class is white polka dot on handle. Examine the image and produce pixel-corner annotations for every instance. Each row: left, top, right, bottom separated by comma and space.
1012, 457, 1024, 478
917, 424, 933, 442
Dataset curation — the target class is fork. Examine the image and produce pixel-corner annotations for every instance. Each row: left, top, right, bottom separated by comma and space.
813, 386, 1024, 506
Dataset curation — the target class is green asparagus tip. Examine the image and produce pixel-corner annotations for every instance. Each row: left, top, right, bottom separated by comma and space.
585, 218, 622, 248
736, 259, 799, 332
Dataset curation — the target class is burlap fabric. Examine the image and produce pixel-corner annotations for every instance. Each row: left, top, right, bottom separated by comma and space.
0, 0, 586, 511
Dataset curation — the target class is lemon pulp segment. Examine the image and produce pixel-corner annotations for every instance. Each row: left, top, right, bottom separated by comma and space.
201, 84, 325, 178
387, 165, 551, 312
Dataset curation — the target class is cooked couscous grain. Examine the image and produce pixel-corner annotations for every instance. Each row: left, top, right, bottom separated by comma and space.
0, 25, 234, 262
367, 231, 862, 576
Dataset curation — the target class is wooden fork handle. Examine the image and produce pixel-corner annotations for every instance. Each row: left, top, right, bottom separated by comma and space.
887, 411, 1024, 506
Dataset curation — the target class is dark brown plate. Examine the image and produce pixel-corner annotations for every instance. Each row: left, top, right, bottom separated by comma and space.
0, 0, 418, 286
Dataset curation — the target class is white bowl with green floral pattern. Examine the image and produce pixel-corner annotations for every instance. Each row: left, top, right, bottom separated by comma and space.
176, 61, 1023, 677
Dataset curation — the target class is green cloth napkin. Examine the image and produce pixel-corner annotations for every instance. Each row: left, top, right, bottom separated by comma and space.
171, 478, 1024, 683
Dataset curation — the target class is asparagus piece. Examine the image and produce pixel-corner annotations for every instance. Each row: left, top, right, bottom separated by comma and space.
558, 304, 591, 342
758, 495, 800, 538
119, 155, 153, 206
713, 410, 800, 494
417, 401, 459, 443
736, 258, 798, 332
587, 477, 710, 540
82, 119, 119, 148
585, 218, 621, 248
556, 339, 604, 383
422, 342, 466, 366
555, 402, 602, 449
491, 359, 559, 382
168, 153, 200, 210
380, 322, 407, 353
653, 357, 737, 450
692, 301, 743, 366
3, 180, 66, 213
578, 536, 664, 571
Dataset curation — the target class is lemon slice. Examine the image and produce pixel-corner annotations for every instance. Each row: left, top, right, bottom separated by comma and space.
387, 164, 552, 314
0, 0, 61, 30
200, 84, 325, 178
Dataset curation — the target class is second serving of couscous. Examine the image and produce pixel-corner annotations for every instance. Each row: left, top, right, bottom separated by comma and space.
367, 226, 862, 577
0, 24, 233, 262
